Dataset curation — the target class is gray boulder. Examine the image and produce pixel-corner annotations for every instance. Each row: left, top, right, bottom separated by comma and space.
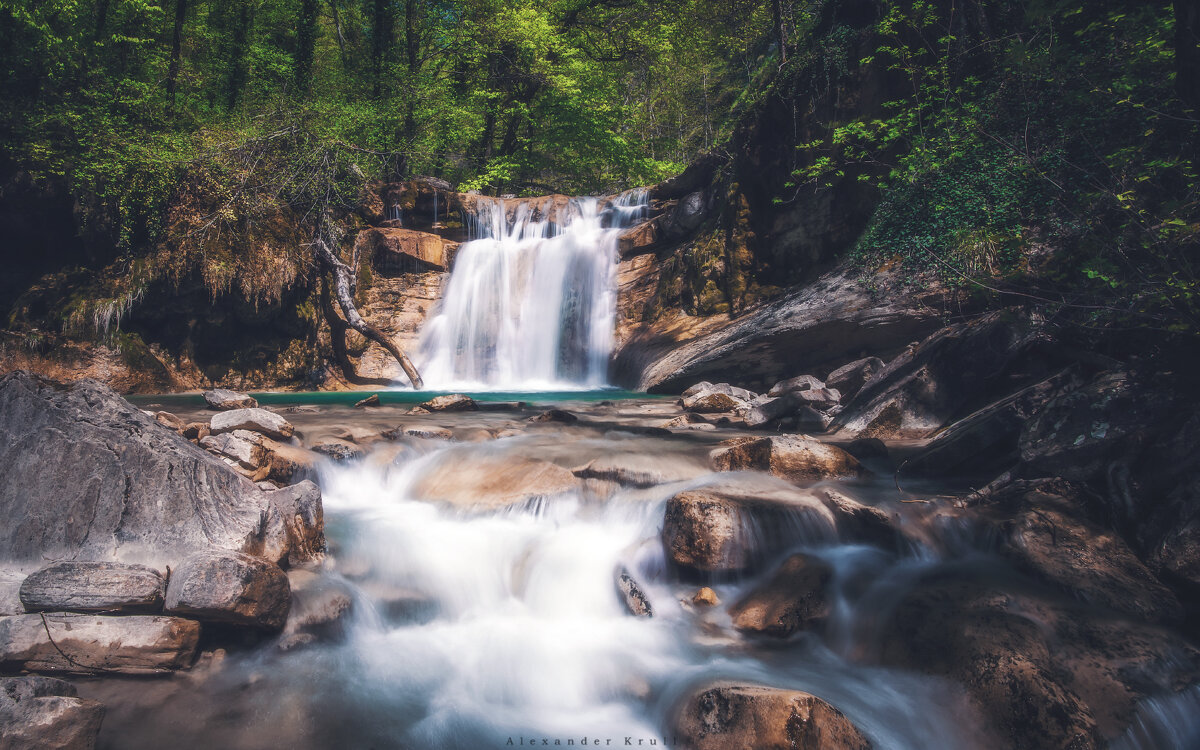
0, 372, 322, 567
615, 568, 653, 617
204, 389, 258, 410
164, 551, 291, 630
200, 430, 266, 470
767, 374, 824, 397
1, 676, 105, 750
0, 614, 200, 674
19, 562, 165, 615
209, 408, 294, 440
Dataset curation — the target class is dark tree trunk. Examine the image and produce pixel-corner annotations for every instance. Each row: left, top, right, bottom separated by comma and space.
165, 0, 187, 105
771, 0, 787, 64
294, 0, 319, 96
370, 0, 393, 99
225, 4, 253, 110
1176, 0, 1200, 108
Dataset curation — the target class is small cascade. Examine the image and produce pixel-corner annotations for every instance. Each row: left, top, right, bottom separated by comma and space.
386, 204, 403, 222
417, 189, 649, 390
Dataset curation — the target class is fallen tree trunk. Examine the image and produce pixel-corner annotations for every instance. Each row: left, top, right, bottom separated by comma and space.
313, 235, 424, 389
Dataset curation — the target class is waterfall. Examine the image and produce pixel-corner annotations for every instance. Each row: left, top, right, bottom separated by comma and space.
417, 189, 648, 390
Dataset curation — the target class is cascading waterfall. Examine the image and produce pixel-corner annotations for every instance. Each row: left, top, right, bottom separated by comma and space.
417, 189, 648, 390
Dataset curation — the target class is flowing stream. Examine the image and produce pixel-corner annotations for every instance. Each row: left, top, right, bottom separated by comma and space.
417, 191, 646, 391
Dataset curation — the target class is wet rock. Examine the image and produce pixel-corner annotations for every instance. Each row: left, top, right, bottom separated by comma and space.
692, 587, 720, 607
989, 483, 1182, 625
209, 408, 294, 441
833, 312, 1047, 439
0, 372, 319, 566
528, 409, 578, 424
403, 426, 455, 441
572, 455, 704, 488
200, 430, 266, 470
413, 454, 578, 510
821, 489, 899, 548
19, 562, 165, 615
0, 614, 200, 674
673, 682, 872, 750
419, 394, 478, 412
741, 395, 802, 429
354, 581, 437, 625
262, 439, 320, 484
824, 357, 884, 400
661, 483, 836, 576
792, 406, 834, 432
204, 389, 258, 411
164, 551, 291, 631
282, 570, 354, 644
615, 569, 653, 617
353, 393, 380, 408
767, 374, 825, 397
269, 481, 325, 567
710, 435, 864, 483
729, 554, 831, 637
0, 676, 105, 750
310, 439, 364, 462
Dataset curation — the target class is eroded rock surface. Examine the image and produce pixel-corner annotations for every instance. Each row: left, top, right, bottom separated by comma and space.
0, 614, 200, 674
19, 562, 165, 615
164, 551, 291, 630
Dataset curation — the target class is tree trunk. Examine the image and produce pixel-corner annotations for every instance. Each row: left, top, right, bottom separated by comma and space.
313, 236, 424, 388
370, 0, 393, 99
771, 0, 787, 64
294, 0, 319, 96
1177, 0, 1200, 108
166, 0, 187, 105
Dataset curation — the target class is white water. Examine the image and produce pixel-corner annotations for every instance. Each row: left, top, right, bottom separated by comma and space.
417, 190, 647, 391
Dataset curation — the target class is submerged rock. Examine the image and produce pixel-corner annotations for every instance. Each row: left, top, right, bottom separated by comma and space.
572, 454, 704, 488
729, 554, 831, 638
164, 551, 291, 631
282, 570, 354, 645
0, 676, 105, 750
311, 439, 365, 462
353, 394, 380, 408
412, 454, 577, 510
19, 562, 166, 615
615, 569, 653, 617
204, 389, 258, 410
709, 435, 864, 483
672, 682, 872, 750
527, 408, 578, 424
209, 408, 294, 441
0, 614, 200, 674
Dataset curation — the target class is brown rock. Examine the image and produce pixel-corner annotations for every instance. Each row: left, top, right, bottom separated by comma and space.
183, 422, 209, 441
19, 562, 165, 615
0, 614, 200, 674
154, 411, 186, 432
262, 440, 319, 484
692, 587, 720, 607
729, 554, 831, 637
710, 436, 863, 483
413, 454, 578, 510
357, 227, 449, 272
572, 454, 705, 488
311, 439, 365, 462
164, 551, 291, 630
673, 683, 872, 750
419, 394, 478, 412
354, 393, 381, 408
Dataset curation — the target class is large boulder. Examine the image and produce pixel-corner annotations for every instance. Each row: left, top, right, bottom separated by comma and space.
203, 389, 257, 411
164, 551, 291, 630
876, 577, 1200, 748
209, 408, 294, 441
269, 481, 326, 566
261, 439, 320, 484
200, 430, 266, 470
729, 554, 832, 638
682, 386, 753, 413
710, 436, 864, 483
767, 374, 825, 397
985, 481, 1182, 626
832, 312, 1048, 439
0, 372, 322, 567
661, 481, 837, 576
0, 676, 105, 750
0, 614, 200, 674
19, 562, 165, 615
672, 682, 872, 750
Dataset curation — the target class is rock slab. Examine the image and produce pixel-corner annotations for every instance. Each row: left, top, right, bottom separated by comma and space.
19, 562, 165, 615
0, 614, 200, 674
209, 408, 294, 440
1, 676, 105, 750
